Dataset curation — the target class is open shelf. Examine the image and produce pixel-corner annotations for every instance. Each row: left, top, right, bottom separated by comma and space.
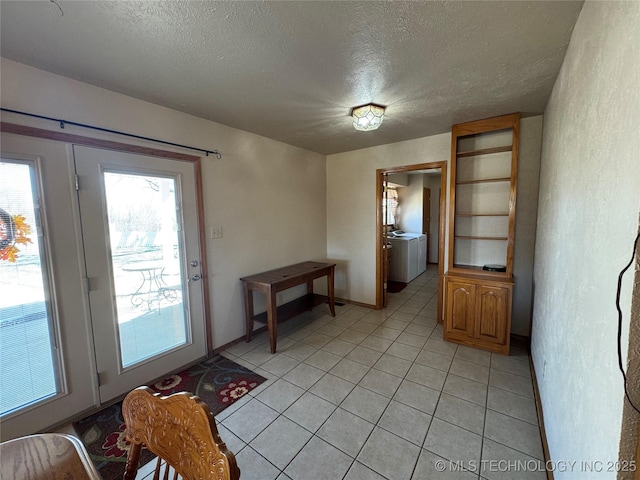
450, 264, 513, 280
456, 177, 511, 185
454, 235, 508, 240
455, 213, 509, 217
252, 293, 329, 325
452, 263, 509, 271
453, 263, 492, 271
456, 145, 512, 158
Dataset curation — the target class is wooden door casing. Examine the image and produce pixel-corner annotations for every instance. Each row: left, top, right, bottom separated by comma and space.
423, 187, 431, 266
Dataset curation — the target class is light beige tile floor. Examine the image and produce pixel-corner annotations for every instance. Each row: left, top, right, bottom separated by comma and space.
58, 265, 546, 480
215, 265, 546, 480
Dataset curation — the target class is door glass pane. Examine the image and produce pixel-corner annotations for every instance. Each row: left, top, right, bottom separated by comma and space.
103, 172, 188, 368
0, 159, 58, 416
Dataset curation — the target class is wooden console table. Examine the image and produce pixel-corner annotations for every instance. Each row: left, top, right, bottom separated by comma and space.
241, 261, 336, 353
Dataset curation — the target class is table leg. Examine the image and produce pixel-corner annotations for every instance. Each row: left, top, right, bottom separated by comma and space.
266, 286, 278, 353
129, 270, 147, 309
243, 281, 254, 342
306, 279, 314, 311
327, 266, 336, 317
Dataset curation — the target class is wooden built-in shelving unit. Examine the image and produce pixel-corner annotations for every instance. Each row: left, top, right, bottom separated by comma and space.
444, 113, 520, 355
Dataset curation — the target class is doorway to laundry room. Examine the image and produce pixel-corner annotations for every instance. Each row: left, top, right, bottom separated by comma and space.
375, 162, 447, 322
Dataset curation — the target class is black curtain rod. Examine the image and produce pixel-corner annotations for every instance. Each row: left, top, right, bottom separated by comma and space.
0, 107, 222, 159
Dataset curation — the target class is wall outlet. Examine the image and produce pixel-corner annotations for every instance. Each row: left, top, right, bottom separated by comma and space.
210, 226, 223, 239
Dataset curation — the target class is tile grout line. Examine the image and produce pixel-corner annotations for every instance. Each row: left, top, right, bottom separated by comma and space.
289, 272, 437, 478
225, 268, 531, 480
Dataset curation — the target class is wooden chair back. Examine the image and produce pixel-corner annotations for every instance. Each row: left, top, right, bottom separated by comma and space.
122, 386, 240, 480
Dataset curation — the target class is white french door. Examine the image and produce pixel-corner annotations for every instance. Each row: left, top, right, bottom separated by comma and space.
1, 135, 95, 440
0, 134, 207, 441
74, 145, 207, 402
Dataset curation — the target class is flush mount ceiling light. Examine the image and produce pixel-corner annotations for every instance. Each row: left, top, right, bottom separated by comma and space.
351, 103, 385, 131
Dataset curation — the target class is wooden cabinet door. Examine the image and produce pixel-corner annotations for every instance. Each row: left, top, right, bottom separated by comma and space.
445, 279, 476, 340
475, 285, 509, 345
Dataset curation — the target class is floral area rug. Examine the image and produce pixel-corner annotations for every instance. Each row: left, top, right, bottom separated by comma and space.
72, 354, 266, 480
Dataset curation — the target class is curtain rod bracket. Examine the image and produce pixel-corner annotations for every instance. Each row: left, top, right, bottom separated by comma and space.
1, 107, 222, 159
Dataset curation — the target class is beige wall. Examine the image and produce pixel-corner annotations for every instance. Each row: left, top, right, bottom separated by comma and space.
326, 133, 451, 305
326, 117, 542, 335
513, 115, 543, 336
0, 58, 328, 349
531, 1, 640, 474
397, 174, 425, 234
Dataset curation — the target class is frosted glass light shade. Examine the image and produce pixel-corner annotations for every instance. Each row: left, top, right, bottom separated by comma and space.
351, 103, 385, 131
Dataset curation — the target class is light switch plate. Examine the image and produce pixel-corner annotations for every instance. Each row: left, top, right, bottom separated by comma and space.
210, 226, 223, 239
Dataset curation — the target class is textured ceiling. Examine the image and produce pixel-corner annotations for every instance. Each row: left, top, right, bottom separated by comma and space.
0, 1, 583, 155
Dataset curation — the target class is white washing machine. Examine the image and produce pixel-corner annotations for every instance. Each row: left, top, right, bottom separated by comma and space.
388, 232, 427, 282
